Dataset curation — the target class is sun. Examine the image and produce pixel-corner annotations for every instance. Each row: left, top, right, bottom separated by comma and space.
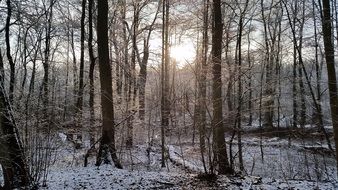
170, 43, 196, 66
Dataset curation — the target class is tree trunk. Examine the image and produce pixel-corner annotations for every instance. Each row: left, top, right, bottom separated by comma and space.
138, 41, 148, 120
138, 2, 160, 120
76, 0, 86, 122
5, 0, 15, 103
64, 14, 71, 122
71, 29, 78, 107
235, 0, 249, 172
247, 20, 253, 126
0, 49, 3, 85
88, 0, 96, 146
195, 0, 209, 174
19, 29, 29, 102
96, 0, 122, 169
0, 94, 30, 188
131, 3, 138, 104
292, 42, 298, 128
312, 0, 324, 129
298, 1, 306, 128
42, 0, 54, 121
321, 0, 338, 173
212, 0, 232, 175
126, 2, 140, 148
161, 0, 170, 168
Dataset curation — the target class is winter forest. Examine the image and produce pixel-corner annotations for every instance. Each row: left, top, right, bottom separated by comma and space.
0, 0, 338, 189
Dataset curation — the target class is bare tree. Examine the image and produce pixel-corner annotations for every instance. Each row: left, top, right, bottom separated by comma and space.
5, 0, 15, 103
95, 0, 122, 169
75, 0, 86, 122
0, 3, 30, 187
312, 0, 324, 130
212, 0, 232, 175
321, 0, 338, 173
234, 0, 249, 172
138, 1, 160, 121
41, 0, 55, 122
161, 0, 170, 168
195, 0, 209, 174
88, 0, 96, 145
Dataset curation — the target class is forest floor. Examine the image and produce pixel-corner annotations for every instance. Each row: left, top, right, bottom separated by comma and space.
42, 164, 337, 190
38, 129, 338, 190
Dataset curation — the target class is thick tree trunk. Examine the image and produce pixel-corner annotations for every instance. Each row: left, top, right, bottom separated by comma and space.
321, 0, 338, 173
0, 104, 30, 188
96, 0, 122, 169
212, 0, 232, 175
111, 19, 122, 98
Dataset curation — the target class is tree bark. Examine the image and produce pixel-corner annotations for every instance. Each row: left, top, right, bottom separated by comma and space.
212, 0, 232, 175
76, 0, 86, 121
69, 30, 76, 101
161, 0, 170, 168
126, 2, 140, 148
96, 0, 122, 169
298, 1, 306, 128
312, 0, 324, 129
321, 0, 338, 173
5, 0, 15, 103
0, 49, 4, 84
88, 0, 96, 145
138, 1, 160, 120
195, 0, 209, 174
235, 0, 249, 172
42, 0, 54, 120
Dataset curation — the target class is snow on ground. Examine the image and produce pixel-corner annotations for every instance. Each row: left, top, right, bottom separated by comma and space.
42, 164, 338, 190
38, 135, 338, 190
1, 129, 336, 189
168, 145, 204, 173
169, 135, 337, 183
42, 166, 190, 190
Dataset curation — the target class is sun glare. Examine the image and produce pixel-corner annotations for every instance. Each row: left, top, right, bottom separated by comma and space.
170, 44, 196, 66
